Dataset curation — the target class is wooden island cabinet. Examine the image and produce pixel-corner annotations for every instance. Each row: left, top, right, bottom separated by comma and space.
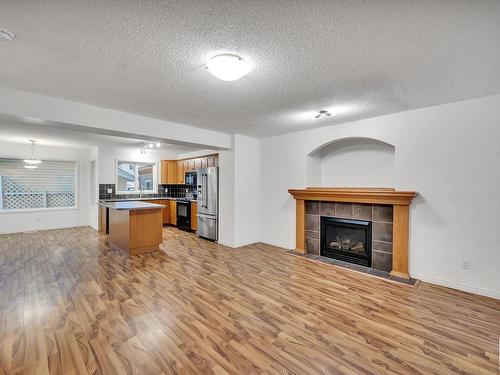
98, 201, 165, 255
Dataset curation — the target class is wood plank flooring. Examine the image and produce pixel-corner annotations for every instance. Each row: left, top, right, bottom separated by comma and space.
0, 226, 499, 374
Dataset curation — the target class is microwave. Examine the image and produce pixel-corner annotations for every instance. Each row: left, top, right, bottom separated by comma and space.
185, 171, 197, 186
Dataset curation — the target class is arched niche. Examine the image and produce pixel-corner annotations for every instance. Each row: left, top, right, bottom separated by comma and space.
306, 137, 396, 187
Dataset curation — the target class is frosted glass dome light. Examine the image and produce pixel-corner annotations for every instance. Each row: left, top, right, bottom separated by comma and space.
206, 54, 251, 81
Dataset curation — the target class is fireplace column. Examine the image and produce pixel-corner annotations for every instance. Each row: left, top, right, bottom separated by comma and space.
391, 204, 410, 278
295, 199, 306, 253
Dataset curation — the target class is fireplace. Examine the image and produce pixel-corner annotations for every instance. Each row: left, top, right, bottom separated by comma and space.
320, 216, 372, 267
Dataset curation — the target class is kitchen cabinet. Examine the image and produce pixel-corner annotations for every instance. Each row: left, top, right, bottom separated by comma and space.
161, 154, 219, 185
191, 202, 197, 231
144, 200, 166, 225
176, 160, 185, 184
162, 201, 169, 224
207, 155, 217, 167
157, 199, 177, 225
98, 205, 108, 234
169, 200, 177, 225
160, 161, 177, 184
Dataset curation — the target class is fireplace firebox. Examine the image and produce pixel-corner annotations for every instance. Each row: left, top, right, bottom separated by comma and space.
320, 217, 372, 267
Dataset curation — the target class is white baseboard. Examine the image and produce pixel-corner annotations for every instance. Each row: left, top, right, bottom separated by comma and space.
259, 239, 294, 250
217, 240, 236, 248
412, 273, 500, 300
0, 222, 89, 235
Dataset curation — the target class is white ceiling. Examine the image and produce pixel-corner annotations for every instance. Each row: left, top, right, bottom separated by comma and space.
0, 116, 202, 152
1, 1, 499, 137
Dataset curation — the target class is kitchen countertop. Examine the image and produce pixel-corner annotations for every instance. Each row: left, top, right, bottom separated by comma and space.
98, 201, 166, 210
100, 197, 197, 203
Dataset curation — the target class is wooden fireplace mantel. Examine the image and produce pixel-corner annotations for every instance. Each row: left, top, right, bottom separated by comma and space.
288, 188, 417, 279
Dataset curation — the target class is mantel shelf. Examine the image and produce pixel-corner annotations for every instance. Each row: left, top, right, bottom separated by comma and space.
288, 188, 417, 206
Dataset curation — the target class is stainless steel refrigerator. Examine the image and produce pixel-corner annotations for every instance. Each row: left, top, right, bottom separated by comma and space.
196, 167, 218, 240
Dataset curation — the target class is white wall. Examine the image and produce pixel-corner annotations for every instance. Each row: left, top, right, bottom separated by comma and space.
218, 145, 235, 247
260, 94, 500, 299
88, 147, 99, 230
233, 135, 261, 247
218, 134, 261, 247
319, 138, 395, 187
0, 141, 91, 233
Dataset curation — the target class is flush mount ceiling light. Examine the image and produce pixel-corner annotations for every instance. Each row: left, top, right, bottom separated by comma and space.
314, 110, 332, 119
0, 29, 15, 41
23, 140, 42, 165
206, 54, 251, 81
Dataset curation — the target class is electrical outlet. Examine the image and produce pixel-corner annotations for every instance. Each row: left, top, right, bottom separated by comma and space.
461, 260, 470, 270
107, 188, 113, 194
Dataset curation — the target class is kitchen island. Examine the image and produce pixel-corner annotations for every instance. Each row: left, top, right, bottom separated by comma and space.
98, 201, 165, 255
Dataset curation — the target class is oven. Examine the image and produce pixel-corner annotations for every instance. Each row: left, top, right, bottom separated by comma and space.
176, 200, 191, 231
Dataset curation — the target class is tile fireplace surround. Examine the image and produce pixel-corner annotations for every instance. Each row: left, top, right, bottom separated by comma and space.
288, 188, 417, 278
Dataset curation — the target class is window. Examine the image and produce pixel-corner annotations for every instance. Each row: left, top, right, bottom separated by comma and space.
116, 161, 157, 194
0, 158, 76, 211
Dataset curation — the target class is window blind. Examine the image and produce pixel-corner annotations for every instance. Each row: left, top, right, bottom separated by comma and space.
0, 158, 76, 210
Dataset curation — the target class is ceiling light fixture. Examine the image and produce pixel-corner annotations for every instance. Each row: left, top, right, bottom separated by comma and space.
0, 29, 15, 41
206, 54, 251, 81
24, 165, 38, 169
23, 140, 42, 165
314, 110, 332, 119
155, 142, 161, 148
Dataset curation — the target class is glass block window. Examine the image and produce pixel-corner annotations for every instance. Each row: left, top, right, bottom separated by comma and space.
0, 158, 76, 210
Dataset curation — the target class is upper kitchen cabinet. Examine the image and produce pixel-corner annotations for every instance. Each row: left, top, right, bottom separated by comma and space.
160, 160, 177, 184
163, 154, 219, 185
207, 155, 217, 167
176, 160, 185, 184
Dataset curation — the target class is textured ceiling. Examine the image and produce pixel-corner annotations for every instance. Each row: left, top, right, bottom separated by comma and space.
1, 0, 499, 137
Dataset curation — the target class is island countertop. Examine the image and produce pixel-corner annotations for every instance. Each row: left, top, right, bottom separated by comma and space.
98, 201, 165, 210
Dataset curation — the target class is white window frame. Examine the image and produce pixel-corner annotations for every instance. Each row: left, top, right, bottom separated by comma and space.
0, 158, 79, 214
115, 159, 158, 195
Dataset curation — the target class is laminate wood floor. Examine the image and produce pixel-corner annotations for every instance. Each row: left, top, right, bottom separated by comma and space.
0, 226, 499, 374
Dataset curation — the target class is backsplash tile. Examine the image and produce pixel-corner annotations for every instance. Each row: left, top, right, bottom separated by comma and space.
99, 183, 197, 200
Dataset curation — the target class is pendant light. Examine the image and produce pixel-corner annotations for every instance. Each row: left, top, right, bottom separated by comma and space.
23, 140, 42, 166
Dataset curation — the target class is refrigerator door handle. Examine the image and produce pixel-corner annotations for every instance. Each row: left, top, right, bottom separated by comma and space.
204, 173, 208, 209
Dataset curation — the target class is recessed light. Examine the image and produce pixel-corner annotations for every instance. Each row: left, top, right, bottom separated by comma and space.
314, 110, 332, 119
206, 54, 251, 81
0, 29, 15, 41
155, 142, 161, 148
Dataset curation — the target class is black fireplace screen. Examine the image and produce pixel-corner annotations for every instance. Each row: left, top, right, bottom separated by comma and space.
320, 217, 372, 267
